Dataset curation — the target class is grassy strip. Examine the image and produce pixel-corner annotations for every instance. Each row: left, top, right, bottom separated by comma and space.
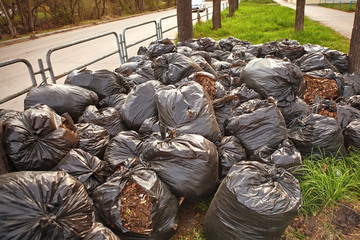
318, 2, 356, 12
194, 0, 350, 53
299, 149, 360, 216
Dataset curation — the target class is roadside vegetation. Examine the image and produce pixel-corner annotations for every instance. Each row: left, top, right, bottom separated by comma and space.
0, 0, 176, 40
194, 0, 350, 53
171, 1, 359, 239
318, 2, 356, 12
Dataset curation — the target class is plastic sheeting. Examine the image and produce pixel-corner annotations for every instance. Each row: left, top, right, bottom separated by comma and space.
3, 105, 78, 170
142, 133, 219, 200
204, 161, 302, 240
53, 148, 112, 193
92, 158, 179, 240
0, 171, 94, 240
24, 84, 98, 122
155, 82, 222, 143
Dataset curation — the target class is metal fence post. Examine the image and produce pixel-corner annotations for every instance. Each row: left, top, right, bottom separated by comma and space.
37, 59, 47, 84
206, 8, 209, 21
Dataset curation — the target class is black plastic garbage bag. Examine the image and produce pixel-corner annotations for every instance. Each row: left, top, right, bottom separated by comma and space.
24, 84, 98, 122
303, 43, 329, 54
0, 122, 13, 174
210, 50, 231, 61
295, 52, 336, 72
323, 50, 349, 74
190, 55, 218, 79
259, 41, 278, 57
225, 98, 288, 156
198, 37, 221, 52
121, 80, 162, 131
213, 95, 240, 136
343, 73, 360, 98
215, 81, 226, 99
75, 123, 110, 159
84, 222, 120, 240
139, 116, 161, 136
232, 44, 261, 58
219, 37, 250, 52
153, 53, 203, 85
249, 139, 302, 174
99, 93, 127, 114
147, 38, 176, 58
141, 133, 219, 200
177, 38, 200, 51
203, 161, 302, 240
344, 119, 360, 149
240, 58, 304, 103
288, 114, 346, 157
104, 131, 143, 170
217, 136, 247, 181
79, 105, 125, 137
226, 51, 256, 64
92, 158, 179, 240
230, 83, 263, 103
3, 104, 79, 171
336, 104, 360, 129
276, 39, 305, 61
115, 61, 141, 76
53, 148, 112, 194
0, 171, 94, 240
155, 82, 222, 143
65, 69, 130, 100
347, 95, 360, 110
0, 109, 19, 122
177, 46, 193, 57
279, 97, 310, 125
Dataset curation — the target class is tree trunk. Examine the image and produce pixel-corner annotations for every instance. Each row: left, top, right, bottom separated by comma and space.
228, 0, 235, 17
0, 0, 17, 38
26, 0, 34, 32
16, 0, 26, 27
295, 0, 305, 31
235, 0, 239, 9
212, 0, 221, 30
349, 0, 360, 74
177, 0, 193, 42
101, 0, 106, 17
130, 0, 135, 13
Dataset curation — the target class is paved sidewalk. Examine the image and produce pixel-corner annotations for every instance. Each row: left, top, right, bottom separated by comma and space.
274, 0, 354, 39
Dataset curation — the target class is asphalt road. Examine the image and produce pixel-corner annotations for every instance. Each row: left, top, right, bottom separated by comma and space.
0, 2, 222, 110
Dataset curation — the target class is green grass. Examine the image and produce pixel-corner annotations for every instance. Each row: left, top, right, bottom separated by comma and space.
298, 149, 360, 216
194, 0, 350, 53
318, 2, 356, 12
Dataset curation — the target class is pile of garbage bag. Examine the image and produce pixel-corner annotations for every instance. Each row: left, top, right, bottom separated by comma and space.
1, 36, 359, 239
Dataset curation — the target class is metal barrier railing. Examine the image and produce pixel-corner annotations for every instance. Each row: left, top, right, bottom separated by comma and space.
120, 21, 159, 63
46, 31, 122, 83
1, 2, 230, 105
320, 0, 356, 9
0, 59, 37, 105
